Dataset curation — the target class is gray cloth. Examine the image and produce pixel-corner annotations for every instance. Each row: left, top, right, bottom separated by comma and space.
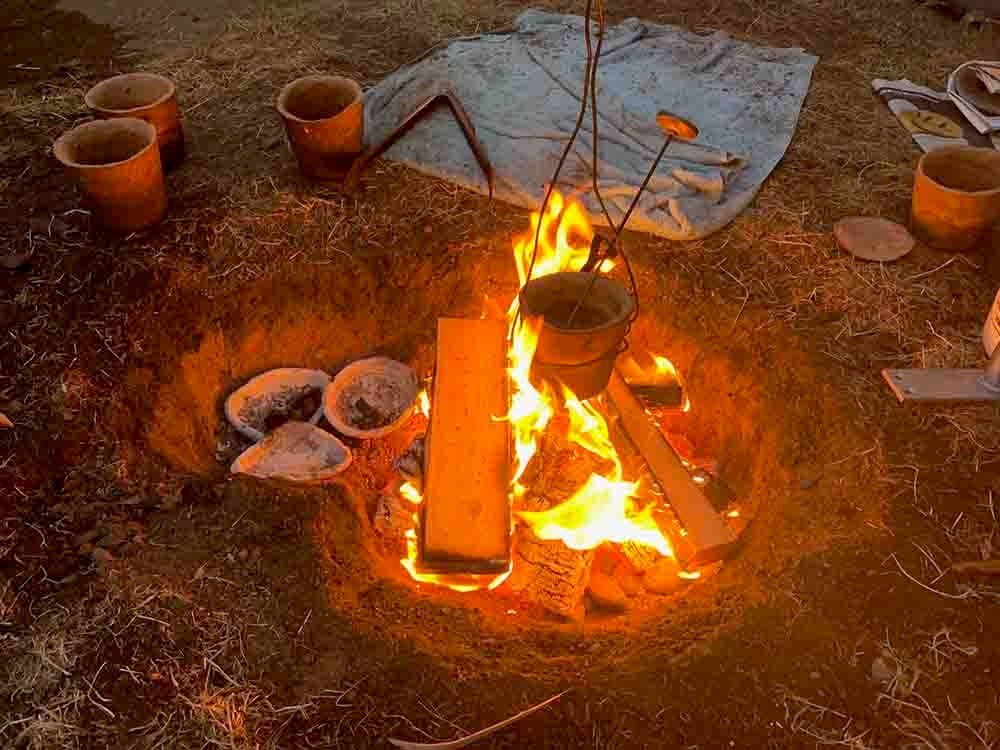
364, 10, 816, 240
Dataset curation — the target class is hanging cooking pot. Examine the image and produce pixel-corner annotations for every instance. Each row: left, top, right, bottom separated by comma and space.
519, 271, 634, 399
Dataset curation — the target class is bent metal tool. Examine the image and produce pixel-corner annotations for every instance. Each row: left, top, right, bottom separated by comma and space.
345, 90, 494, 198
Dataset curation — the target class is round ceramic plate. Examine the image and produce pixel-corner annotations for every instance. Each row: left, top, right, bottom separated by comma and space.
833, 217, 915, 262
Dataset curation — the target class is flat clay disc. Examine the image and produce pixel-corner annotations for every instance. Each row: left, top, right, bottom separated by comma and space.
833, 217, 915, 262
899, 109, 963, 138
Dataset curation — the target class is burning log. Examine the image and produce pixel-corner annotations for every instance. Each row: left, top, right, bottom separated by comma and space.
620, 539, 662, 572
419, 318, 511, 574
506, 527, 595, 620
606, 369, 736, 567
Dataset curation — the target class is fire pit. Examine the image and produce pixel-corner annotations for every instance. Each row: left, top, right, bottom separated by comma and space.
130, 193, 855, 661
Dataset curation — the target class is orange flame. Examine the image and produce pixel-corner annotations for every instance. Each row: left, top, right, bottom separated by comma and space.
398, 190, 676, 593
398, 480, 512, 593
652, 354, 692, 413
399, 481, 422, 505
507, 192, 672, 560
510, 192, 612, 288
516, 391, 672, 556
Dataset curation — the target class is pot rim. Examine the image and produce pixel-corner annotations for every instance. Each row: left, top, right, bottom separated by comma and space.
84, 72, 177, 115
519, 271, 635, 335
917, 146, 1000, 197
53, 118, 159, 170
275, 75, 363, 125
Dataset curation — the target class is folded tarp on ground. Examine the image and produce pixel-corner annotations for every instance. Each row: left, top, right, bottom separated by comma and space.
363, 10, 816, 240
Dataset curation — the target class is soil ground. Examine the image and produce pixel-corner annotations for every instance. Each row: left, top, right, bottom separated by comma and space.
3, 0, 1000, 748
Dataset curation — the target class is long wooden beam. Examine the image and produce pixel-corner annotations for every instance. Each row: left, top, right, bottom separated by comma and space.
606, 369, 735, 567
418, 318, 511, 574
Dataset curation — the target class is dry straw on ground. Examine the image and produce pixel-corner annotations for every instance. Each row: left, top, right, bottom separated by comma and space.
2, 0, 1000, 748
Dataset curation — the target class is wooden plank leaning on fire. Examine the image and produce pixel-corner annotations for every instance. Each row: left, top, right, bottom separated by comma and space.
418, 318, 511, 574
605, 369, 736, 567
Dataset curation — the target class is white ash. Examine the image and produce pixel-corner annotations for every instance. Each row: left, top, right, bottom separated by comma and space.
337, 374, 413, 431
394, 435, 425, 481
237, 383, 319, 436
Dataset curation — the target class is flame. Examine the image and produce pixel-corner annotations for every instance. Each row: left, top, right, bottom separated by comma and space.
507, 314, 552, 487
398, 190, 677, 593
506, 192, 672, 560
399, 481, 422, 505
516, 391, 672, 556
505, 191, 599, 486
511, 192, 612, 287
652, 355, 677, 378
398, 480, 512, 593
417, 389, 430, 418
653, 353, 691, 413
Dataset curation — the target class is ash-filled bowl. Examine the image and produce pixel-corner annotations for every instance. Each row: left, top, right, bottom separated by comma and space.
225, 368, 330, 442
324, 357, 418, 439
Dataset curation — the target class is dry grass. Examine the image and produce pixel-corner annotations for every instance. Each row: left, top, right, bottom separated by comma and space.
2, 0, 1000, 747
0, 573, 390, 749
780, 629, 995, 750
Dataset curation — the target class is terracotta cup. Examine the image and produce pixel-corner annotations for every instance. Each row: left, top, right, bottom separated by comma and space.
85, 73, 184, 171
911, 146, 1000, 252
53, 118, 167, 233
276, 75, 363, 180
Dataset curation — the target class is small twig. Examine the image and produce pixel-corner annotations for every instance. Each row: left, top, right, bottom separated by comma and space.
296, 608, 312, 636
389, 691, 567, 750
951, 559, 1000, 576
904, 256, 961, 282
204, 655, 240, 688
890, 553, 975, 600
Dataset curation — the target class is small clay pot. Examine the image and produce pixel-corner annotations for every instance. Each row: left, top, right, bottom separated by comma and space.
276, 75, 363, 180
53, 118, 167, 233
911, 146, 1000, 252
85, 73, 184, 171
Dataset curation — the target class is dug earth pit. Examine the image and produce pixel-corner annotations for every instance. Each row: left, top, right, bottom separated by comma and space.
116, 245, 879, 674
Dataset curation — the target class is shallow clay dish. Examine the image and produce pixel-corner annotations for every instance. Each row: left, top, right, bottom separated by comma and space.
833, 217, 915, 262
230, 421, 352, 482
225, 368, 330, 442
324, 357, 419, 439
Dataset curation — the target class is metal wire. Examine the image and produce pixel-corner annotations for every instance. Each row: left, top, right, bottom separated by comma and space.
567, 134, 672, 326
587, 0, 616, 231
524, 0, 598, 286
526, 0, 662, 330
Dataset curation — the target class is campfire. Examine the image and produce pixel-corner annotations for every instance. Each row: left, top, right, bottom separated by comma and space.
218, 191, 743, 620
371, 192, 742, 618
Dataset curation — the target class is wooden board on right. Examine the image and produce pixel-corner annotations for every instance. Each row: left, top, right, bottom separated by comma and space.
606, 369, 736, 567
